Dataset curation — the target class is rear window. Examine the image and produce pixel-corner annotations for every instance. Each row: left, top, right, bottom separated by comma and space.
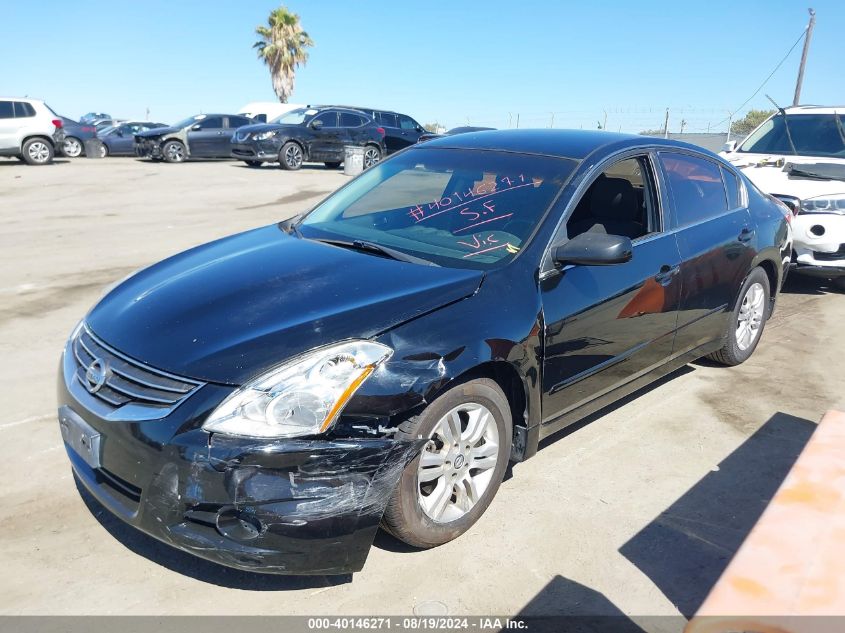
659, 153, 728, 227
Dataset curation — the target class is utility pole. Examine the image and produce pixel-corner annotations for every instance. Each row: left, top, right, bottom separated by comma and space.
602, 110, 608, 131
662, 108, 670, 139
793, 8, 816, 106
680, 119, 687, 134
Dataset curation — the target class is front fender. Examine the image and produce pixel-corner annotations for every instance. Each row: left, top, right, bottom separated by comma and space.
343, 265, 544, 457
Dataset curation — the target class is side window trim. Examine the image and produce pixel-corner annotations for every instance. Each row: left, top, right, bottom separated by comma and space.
540, 148, 667, 276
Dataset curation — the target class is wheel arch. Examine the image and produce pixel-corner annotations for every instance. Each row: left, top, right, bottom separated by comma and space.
21, 134, 56, 151
280, 137, 309, 161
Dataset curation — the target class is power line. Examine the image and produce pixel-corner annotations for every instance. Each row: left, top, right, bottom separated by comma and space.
714, 27, 807, 127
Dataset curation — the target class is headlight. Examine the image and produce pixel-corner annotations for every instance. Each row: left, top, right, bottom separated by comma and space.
800, 194, 845, 215
202, 341, 392, 438
254, 130, 275, 141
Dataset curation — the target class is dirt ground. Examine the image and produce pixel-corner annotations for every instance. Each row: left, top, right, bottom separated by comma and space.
1, 156, 844, 620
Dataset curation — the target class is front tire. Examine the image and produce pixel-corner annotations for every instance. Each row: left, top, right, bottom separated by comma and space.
708, 267, 770, 366
162, 140, 186, 163
244, 160, 262, 168
21, 138, 54, 165
62, 137, 83, 158
382, 378, 512, 548
279, 141, 303, 170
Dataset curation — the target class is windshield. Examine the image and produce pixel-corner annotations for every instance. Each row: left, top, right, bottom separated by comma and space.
298, 147, 576, 269
272, 108, 317, 125
739, 113, 845, 158
172, 115, 204, 129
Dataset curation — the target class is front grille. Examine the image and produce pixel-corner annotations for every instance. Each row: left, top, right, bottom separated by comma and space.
813, 244, 845, 261
71, 325, 202, 414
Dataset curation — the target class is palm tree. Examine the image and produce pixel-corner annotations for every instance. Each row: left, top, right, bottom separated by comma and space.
254, 6, 314, 103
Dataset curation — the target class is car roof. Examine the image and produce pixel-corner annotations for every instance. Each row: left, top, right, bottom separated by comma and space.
305, 105, 372, 115
0, 96, 44, 103
419, 128, 713, 160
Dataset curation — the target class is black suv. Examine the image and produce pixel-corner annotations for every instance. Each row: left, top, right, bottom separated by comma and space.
230, 106, 386, 170
353, 108, 426, 154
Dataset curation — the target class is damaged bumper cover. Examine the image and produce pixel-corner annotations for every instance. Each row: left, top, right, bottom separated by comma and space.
231, 140, 282, 162
57, 366, 424, 575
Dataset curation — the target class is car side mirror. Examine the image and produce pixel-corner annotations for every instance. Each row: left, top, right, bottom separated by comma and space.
310, 119, 323, 130
190, 124, 202, 131
552, 232, 633, 267
723, 140, 737, 152
116, 130, 124, 137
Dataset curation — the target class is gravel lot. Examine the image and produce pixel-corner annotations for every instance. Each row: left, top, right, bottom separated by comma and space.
1, 157, 844, 621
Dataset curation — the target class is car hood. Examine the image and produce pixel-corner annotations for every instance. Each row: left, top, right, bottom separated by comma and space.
722, 152, 845, 198
135, 126, 179, 138
86, 225, 484, 384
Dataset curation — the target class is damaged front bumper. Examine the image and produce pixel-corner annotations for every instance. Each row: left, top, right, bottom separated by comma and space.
792, 213, 845, 277
231, 140, 282, 162
57, 355, 424, 575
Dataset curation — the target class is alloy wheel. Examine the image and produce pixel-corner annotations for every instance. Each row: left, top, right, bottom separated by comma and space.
166, 143, 185, 162
364, 147, 380, 169
736, 281, 765, 351
27, 141, 51, 163
63, 138, 82, 158
284, 144, 302, 168
417, 402, 500, 523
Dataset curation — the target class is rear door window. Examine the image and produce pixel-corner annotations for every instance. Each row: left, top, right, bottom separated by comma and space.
399, 115, 419, 130
340, 112, 366, 127
0, 101, 13, 119
721, 166, 743, 210
659, 153, 728, 227
226, 116, 251, 129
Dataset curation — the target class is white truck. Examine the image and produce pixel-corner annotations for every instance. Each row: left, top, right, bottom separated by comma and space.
721, 106, 845, 290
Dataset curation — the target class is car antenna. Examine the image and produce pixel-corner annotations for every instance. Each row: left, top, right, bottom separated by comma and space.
765, 94, 798, 155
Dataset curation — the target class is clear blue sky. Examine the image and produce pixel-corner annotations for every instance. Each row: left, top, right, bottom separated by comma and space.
2, 0, 842, 133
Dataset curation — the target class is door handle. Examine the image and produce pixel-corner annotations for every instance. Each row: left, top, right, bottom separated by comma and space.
654, 264, 680, 286
738, 227, 755, 243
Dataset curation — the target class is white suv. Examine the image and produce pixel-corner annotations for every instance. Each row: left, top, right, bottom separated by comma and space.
0, 97, 65, 165
721, 106, 845, 289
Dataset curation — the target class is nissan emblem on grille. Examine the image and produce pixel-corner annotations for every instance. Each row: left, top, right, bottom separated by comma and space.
84, 358, 109, 393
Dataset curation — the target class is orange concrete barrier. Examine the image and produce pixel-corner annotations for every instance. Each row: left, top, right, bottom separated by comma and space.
685, 410, 845, 633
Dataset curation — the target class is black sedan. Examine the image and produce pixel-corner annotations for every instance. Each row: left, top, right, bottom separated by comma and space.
58, 130, 791, 575
230, 106, 386, 170
134, 113, 253, 162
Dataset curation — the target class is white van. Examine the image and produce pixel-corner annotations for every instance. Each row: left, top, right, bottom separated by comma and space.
0, 97, 65, 165
238, 102, 304, 124
721, 106, 845, 289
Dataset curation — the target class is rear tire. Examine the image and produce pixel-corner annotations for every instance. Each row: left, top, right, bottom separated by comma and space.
363, 145, 381, 169
99, 144, 109, 158
62, 137, 83, 158
162, 140, 186, 163
279, 141, 303, 170
382, 378, 512, 548
708, 267, 770, 366
21, 138, 54, 165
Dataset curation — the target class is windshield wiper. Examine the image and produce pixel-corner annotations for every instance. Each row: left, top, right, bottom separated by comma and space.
766, 94, 798, 155
312, 238, 439, 266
